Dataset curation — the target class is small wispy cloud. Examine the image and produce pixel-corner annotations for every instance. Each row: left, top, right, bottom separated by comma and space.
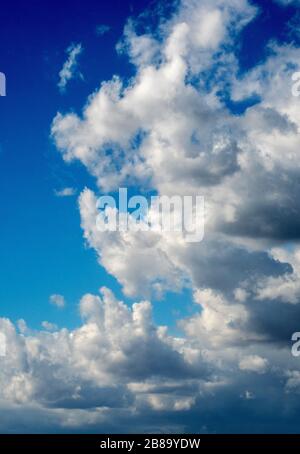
58, 43, 83, 92
49, 294, 66, 309
54, 187, 77, 197
41, 321, 58, 331
95, 24, 111, 36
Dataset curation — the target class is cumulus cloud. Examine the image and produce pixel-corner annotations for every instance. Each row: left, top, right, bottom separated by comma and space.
58, 43, 83, 92
52, 0, 257, 192
51, 3, 300, 304
0, 287, 299, 432
182, 289, 255, 348
255, 247, 300, 304
79, 188, 186, 297
0, 289, 215, 432
51, 0, 300, 338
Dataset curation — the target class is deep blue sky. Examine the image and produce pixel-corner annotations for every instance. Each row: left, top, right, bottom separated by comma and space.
0, 0, 153, 328
0, 0, 299, 330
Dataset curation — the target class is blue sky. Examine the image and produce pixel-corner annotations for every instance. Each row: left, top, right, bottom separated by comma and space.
1, 0, 300, 434
0, 0, 153, 328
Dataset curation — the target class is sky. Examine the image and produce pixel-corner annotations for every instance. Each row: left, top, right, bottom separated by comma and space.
1, 0, 300, 434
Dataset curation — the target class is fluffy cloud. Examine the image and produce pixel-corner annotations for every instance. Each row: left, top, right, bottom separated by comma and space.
182, 289, 255, 348
51, 0, 300, 276
79, 188, 186, 297
0, 289, 214, 432
1, 287, 300, 433
52, 0, 257, 192
52, 0, 300, 369
255, 247, 300, 304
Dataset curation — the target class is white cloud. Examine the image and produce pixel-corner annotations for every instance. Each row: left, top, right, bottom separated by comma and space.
50, 0, 300, 312
54, 187, 77, 197
255, 247, 300, 304
0, 288, 214, 431
52, 0, 256, 191
79, 188, 186, 297
0, 286, 299, 432
181, 289, 260, 348
49, 294, 66, 309
193, 9, 224, 49
41, 321, 58, 331
58, 43, 83, 92
239, 355, 269, 374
